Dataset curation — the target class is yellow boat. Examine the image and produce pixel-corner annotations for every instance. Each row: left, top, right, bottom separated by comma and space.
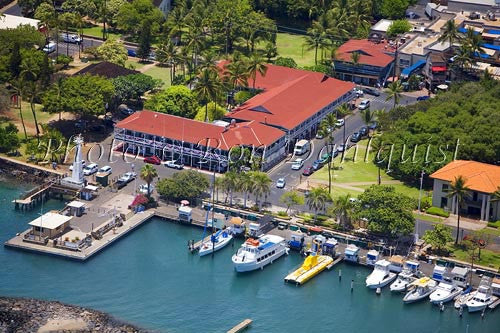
284, 254, 333, 286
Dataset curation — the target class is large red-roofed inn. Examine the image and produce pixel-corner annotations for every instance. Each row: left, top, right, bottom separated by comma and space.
114, 64, 355, 172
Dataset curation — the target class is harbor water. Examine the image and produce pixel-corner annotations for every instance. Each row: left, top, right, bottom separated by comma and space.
0, 180, 498, 332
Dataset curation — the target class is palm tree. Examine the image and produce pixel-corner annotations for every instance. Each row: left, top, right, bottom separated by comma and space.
304, 28, 328, 65
221, 171, 238, 206
224, 59, 249, 91
385, 81, 403, 109
359, 108, 377, 136
464, 28, 485, 59
447, 175, 471, 245
329, 194, 354, 229
336, 103, 351, 159
238, 172, 254, 208
307, 187, 331, 223
214, 176, 224, 203
193, 68, 223, 122
10, 79, 28, 140
184, 23, 205, 74
140, 164, 158, 199
319, 113, 338, 193
246, 54, 268, 89
251, 171, 271, 210
350, 51, 360, 83
490, 186, 500, 203
438, 19, 460, 55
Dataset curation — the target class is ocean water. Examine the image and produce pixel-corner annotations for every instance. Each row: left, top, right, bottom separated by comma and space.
0, 180, 498, 332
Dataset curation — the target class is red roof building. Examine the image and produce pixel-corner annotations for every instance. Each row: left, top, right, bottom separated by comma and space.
333, 39, 395, 86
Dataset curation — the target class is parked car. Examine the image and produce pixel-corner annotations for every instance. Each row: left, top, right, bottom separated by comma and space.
363, 87, 380, 96
98, 165, 112, 175
302, 165, 314, 176
368, 121, 378, 130
139, 184, 154, 195
127, 49, 137, 57
60, 33, 82, 44
42, 42, 56, 53
83, 163, 99, 176
417, 95, 430, 101
315, 131, 324, 139
353, 87, 364, 97
69, 160, 85, 171
358, 99, 370, 110
337, 144, 346, 153
406, 11, 420, 19
291, 158, 304, 170
119, 172, 136, 183
276, 178, 286, 188
359, 126, 369, 137
335, 119, 345, 127
350, 132, 362, 143
165, 160, 184, 170
278, 222, 288, 230
116, 179, 128, 189
121, 107, 135, 116
144, 155, 162, 165
312, 159, 323, 171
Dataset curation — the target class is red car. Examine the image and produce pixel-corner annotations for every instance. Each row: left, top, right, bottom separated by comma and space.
302, 166, 314, 176
144, 155, 161, 165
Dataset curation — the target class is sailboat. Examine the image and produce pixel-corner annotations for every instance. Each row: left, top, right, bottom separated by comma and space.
199, 227, 233, 256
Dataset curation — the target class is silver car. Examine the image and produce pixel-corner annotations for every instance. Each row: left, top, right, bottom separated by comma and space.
276, 178, 286, 188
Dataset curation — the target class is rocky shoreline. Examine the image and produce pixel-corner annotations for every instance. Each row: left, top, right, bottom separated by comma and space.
0, 297, 148, 333
0, 158, 59, 184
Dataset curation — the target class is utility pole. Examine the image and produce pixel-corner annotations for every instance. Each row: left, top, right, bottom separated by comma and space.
416, 170, 425, 242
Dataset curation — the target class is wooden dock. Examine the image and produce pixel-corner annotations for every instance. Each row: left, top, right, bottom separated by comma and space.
326, 256, 343, 270
227, 319, 252, 333
489, 298, 500, 310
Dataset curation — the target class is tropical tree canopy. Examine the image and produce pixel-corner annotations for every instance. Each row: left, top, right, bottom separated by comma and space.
145, 85, 199, 119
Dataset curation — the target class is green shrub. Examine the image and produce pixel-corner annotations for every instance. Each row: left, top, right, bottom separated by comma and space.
421, 196, 432, 211
426, 206, 450, 218
277, 211, 288, 217
275, 57, 297, 68
234, 91, 253, 105
487, 220, 500, 229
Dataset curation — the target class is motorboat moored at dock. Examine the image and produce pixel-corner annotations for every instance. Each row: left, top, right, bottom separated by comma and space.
450, 266, 469, 289
432, 265, 447, 282
344, 244, 360, 263
232, 234, 288, 272
229, 217, 246, 238
403, 277, 437, 304
366, 259, 397, 289
288, 230, 305, 251
390, 261, 420, 292
429, 281, 463, 304
466, 277, 498, 313
388, 255, 405, 273
198, 228, 233, 256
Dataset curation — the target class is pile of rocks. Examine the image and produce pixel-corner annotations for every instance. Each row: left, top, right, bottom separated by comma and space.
0, 297, 147, 332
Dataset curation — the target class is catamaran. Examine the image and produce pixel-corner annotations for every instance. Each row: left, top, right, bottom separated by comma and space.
232, 234, 288, 272
198, 228, 233, 256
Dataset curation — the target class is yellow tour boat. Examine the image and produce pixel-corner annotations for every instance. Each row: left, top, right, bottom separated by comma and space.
284, 254, 333, 286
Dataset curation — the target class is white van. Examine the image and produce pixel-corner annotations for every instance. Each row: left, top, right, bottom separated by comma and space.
42, 42, 56, 54
83, 163, 99, 176
294, 139, 310, 155
60, 33, 82, 44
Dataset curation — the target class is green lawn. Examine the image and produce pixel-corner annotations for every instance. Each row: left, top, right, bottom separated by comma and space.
81, 27, 121, 40
125, 59, 147, 70
480, 227, 500, 238
413, 213, 443, 224
450, 245, 500, 270
143, 65, 172, 87
276, 33, 316, 67
311, 140, 423, 200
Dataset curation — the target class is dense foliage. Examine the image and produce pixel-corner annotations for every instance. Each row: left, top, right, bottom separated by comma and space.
387, 19, 412, 37
423, 224, 453, 253
112, 74, 161, 102
378, 80, 500, 179
356, 185, 415, 236
0, 123, 21, 153
194, 102, 227, 122
156, 170, 210, 202
144, 85, 199, 119
42, 75, 115, 117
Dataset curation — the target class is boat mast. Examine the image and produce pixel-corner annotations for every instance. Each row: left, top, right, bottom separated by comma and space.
211, 167, 216, 257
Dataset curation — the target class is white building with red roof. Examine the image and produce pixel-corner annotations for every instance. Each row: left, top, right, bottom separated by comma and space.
114, 64, 355, 172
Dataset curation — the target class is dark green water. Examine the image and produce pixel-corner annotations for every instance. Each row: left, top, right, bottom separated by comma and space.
0, 180, 498, 332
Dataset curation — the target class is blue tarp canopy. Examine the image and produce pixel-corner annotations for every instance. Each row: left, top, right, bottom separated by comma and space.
482, 43, 500, 51
400, 59, 426, 78
487, 29, 500, 35
474, 52, 491, 59
458, 27, 480, 34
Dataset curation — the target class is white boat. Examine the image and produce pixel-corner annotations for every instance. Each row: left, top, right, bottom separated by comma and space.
232, 234, 288, 272
365, 249, 379, 266
229, 217, 246, 237
388, 255, 405, 273
199, 228, 233, 256
466, 277, 498, 312
429, 281, 463, 304
390, 260, 420, 292
454, 288, 474, 309
366, 259, 397, 289
403, 277, 437, 304
450, 266, 469, 289
344, 244, 359, 263
491, 277, 500, 297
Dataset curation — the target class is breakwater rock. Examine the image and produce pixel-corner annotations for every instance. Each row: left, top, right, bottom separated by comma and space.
0, 297, 147, 333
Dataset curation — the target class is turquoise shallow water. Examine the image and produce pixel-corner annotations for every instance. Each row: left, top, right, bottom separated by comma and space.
0, 180, 499, 332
